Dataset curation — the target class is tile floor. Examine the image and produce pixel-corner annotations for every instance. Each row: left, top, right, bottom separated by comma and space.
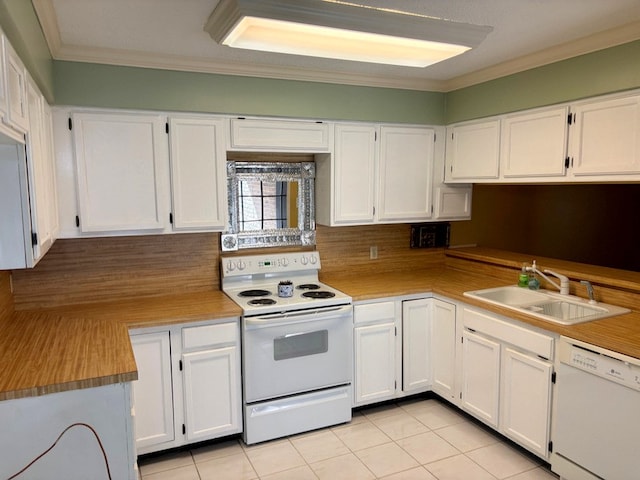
137, 397, 559, 480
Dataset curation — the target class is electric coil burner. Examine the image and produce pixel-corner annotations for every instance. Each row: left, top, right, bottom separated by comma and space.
221, 251, 353, 445
239, 289, 272, 297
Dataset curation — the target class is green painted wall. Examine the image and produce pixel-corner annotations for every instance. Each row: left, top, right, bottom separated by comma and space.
0, 0, 54, 101
53, 61, 445, 124
446, 40, 640, 123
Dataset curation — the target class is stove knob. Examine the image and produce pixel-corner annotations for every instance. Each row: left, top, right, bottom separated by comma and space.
281, 257, 289, 267
300, 255, 308, 265
237, 260, 246, 271
227, 261, 236, 272
309, 254, 318, 265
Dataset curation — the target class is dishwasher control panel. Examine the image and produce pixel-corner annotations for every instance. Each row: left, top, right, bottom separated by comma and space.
560, 336, 640, 392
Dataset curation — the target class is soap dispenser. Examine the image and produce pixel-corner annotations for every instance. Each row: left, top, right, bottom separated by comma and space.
528, 260, 540, 290
518, 264, 529, 288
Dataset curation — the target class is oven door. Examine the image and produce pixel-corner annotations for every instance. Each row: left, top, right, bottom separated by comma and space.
243, 304, 353, 403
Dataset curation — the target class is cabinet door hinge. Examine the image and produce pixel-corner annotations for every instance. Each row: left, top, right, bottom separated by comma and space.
182, 424, 186, 435
165, 122, 169, 134
394, 380, 397, 390
567, 113, 573, 125
551, 371, 556, 384
394, 326, 397, 337
169, 212, 173, 225
68, 117, 73, 130
564, 157, 571, 169
179, 360, 183, 371
374, 131, 378, 141
75, 215, 80, 228
548, 441, 553, 453
31, 232, 38, 246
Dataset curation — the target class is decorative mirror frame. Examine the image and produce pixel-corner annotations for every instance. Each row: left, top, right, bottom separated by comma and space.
221, 161, 316, 251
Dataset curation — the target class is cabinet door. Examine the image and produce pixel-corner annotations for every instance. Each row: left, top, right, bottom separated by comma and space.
431, 299, 457, 401
130, 332, 174, 451
332, 123, 376, 224
500, 347, 552, 458
501, 106, 568, 178
461, 329, 500, 428
3, 39, 28, 132
182, 346, 241, 442
354, 322, 396, 405
230, 118, 331, 151
378, 126, 434, 222
0, 34, 8, 119
72, 112, 169, 233
402, 298, 431, 393
445, 120, 500, 181
434, 186, 472, 220
25, 78, 57, 264
168, 117, 227, 231
569, 95, 640, 176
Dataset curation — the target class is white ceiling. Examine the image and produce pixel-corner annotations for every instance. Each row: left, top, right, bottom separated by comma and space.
33, 0, 640, 92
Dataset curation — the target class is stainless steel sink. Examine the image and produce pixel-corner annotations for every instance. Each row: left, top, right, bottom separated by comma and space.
463, 285, 630, 325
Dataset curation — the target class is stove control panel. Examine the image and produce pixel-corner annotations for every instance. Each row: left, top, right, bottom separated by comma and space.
222, 252, 320, 277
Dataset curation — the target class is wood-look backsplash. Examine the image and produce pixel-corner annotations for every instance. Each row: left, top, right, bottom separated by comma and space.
10, 224, 446, 309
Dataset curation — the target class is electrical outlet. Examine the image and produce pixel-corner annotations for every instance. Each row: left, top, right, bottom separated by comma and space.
369, 246, 378, 260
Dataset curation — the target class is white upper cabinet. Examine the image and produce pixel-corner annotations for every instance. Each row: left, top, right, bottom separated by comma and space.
26, 76, 58, 262
3, 38, 28, 133
501, 106, 569, 178
0, 34, 8, 120
168, 116, 227, 231
71, 112, 170, 234
320, 123, 376, 225
229, 117, 331, 152
445, 90, 640, 184
317, 123, 437, 226
445, 119, 500, 182
568, 94, 640, 177
377, 125, 435, 222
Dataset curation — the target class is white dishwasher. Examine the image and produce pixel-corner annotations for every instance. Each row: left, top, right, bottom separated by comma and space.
552, 336, 640, 480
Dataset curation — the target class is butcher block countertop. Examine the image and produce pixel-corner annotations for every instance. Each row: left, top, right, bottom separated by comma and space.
0, 291, 241, 401
2, 247, 639, 401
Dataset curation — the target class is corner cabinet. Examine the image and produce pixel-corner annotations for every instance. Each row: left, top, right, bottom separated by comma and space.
353, 297, 432, 407
71, 112, 170, 234
317, 124, 437, 226
129, 318, 242, 455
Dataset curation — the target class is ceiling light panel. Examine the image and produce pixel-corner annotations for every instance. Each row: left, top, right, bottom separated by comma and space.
205, 0, 492, 68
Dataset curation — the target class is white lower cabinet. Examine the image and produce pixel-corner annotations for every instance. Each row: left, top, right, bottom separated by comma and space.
354, 301, 398, 406
130, 331, 174, 450
130, 318, 242, 455
500, 347, 552, 458
460, 306, 555, 460
461, 329, 501, 428
431, 298, 458, 401
353, 297, 432, 407
402, 298, 431, 393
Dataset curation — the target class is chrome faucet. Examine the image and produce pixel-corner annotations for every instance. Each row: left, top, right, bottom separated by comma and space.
525, 260, 570, 295
580, 280, 597, 304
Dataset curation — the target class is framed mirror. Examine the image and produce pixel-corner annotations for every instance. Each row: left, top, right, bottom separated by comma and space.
221, 161, 316, 250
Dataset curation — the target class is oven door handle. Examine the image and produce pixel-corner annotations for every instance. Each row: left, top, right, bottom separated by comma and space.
244, 305, 352, 326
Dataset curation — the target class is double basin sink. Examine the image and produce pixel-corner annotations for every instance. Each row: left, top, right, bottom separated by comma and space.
464, 285, 630, 325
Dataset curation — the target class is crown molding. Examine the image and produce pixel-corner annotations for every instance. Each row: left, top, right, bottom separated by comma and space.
33, 0, 640, 93
443, 19, 640, 91
49, 43, 449, 91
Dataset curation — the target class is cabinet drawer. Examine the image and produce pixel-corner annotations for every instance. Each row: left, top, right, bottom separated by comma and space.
354, 301, 396, 325
230, 118, 330, 151
463, 307, 554, 360
182, 322, 237, 350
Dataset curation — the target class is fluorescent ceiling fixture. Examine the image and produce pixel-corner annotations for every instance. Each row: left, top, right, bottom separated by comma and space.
205, 0, 493, 68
